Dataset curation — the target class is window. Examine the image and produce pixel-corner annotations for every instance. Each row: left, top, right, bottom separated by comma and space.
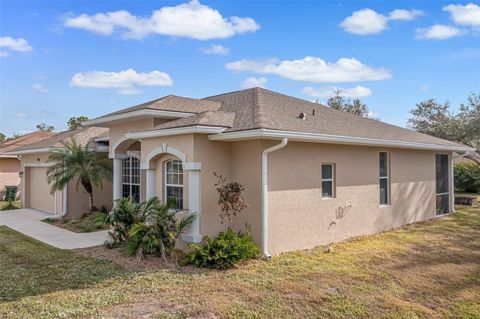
321, 164, 335, 198
165, 159, 183, 209
122, 156, 140, 202
379, 152, 390, 205
435, 154, 449, 215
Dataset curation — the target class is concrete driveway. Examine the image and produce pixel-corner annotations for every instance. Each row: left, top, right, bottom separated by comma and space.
0, 208, 108, 249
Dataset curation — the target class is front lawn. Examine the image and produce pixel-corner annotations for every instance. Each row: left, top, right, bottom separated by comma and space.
1, 207, 479, 318
42, 211, 110, 233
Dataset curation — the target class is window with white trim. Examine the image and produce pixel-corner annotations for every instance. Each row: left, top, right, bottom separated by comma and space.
379, 152, 390, 205
321, 163, 335, 198
122, 156, 140, 202
164, 159, 183, 209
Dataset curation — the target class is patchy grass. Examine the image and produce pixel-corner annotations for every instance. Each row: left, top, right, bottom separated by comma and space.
0, 200, 21, 211
1, 207, 479, 319
42, 211, 109, 233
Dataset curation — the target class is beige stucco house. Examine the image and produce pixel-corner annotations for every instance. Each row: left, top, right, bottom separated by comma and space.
0, 131, 56, 200
80, 87, 475, 255
6, 127, 112, 218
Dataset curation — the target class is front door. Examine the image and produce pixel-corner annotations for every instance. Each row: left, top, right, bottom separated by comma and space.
435, 154, 450, 215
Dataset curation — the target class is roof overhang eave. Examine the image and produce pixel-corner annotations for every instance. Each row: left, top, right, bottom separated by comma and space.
126, 126, 227, 140
82, 109, 196, 127
4, 147, 55, 155
208, 129, 476, 152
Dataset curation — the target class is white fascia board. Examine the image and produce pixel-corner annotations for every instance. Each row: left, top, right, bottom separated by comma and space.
125, 126, 226, 140
0, 154, 19, 158
82, 109, 195, 126
4, 147, 53, 155
208, 129, 475, 152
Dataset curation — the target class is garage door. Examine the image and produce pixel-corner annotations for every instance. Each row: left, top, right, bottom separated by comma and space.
27, 167, 57, 213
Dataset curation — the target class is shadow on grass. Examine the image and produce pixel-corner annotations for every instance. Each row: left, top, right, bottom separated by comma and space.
0, 226, 127, 302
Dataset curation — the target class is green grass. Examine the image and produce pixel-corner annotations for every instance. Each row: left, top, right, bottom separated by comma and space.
42, 211, 109, 233
0, 200, 21, 211
1, 207, 479, 319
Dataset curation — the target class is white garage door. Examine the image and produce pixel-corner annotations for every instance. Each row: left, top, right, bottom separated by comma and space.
27, 167, 57, 213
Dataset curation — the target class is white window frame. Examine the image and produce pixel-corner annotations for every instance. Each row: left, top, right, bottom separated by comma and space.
122, 155, 141, 202
379, 151, 390, 206
164, 159, 184, 209
321, 163, 335, 199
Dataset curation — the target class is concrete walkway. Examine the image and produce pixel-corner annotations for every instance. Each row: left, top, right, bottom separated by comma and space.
0, 208, 108, 249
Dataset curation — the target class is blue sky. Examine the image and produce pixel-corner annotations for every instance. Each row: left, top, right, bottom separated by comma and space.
0, 0, 479, 136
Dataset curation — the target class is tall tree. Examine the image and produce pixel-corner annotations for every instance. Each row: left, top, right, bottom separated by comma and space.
326, 89, 370, 117
408, 93, 480, 162
0, 133, 5, 143
67, 116, 89, 130
47, 139, 112, 212
36, 123, 55, 132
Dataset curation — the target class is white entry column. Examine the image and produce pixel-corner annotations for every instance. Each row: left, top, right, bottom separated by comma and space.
145, 169, 156, 200
113, 158, 123, 201
183, 162, 202, 243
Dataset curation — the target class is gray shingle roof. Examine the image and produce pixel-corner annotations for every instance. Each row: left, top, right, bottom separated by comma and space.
90, 87, 469, 149
0, 131, 56, 154
95, 95, 222, 120
203, 88, 464, 148
7, 127, 109, 153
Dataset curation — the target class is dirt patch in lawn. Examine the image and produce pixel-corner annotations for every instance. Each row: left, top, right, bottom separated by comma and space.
43, 211, 109, 233
74, 245, 188, 272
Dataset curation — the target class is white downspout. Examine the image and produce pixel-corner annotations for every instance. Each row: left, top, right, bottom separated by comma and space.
262, 137, 288, 257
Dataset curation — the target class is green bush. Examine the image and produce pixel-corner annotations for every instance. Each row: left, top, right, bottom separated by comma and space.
181, 227, 260, 269
455, 162, 480, 193
105, 197, 148, 248
125, 199, 196, 261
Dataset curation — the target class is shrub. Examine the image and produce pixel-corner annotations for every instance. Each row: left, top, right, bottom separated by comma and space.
214, 172, 248, 228
105, 197, 146, 247
181, 226, 260, 269
455, 162, 480, 193
125, 198, 196, 262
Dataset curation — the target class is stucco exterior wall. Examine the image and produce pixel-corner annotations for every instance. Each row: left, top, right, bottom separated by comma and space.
266, 141, 439, 255
67, 178, 113, 218
0, 157, 21, 199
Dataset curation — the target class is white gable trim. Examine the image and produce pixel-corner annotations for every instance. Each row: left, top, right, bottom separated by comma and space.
126, 126, 225, 140
209, 129, 475, 152
83, 109, 195, 126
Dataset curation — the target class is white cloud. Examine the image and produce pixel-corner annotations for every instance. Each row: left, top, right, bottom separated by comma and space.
32, 83, 48, 94
63, 0, 260, 40
226, 56, 391, 83
16, 112, 27, 118
340, 8, 424, 35
389, 9, 424, 21
420, 84, 428, 91
340, 9, 388, 35
241, 77, 267, 89
303, 85, 372, 98
444, 3, 480, 27
415, 24, 463, 40
201, 44, 229, 55
367, 111, 380, 119
0, 36, 33, 55
70, 68, 173, 94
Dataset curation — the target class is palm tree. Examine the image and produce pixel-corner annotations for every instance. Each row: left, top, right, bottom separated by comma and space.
47, 139, 112, 212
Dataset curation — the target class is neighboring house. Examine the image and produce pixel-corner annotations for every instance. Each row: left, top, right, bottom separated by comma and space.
6, 127, 112, 218
85, 88, 472, 254
0, 131, 56, 200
